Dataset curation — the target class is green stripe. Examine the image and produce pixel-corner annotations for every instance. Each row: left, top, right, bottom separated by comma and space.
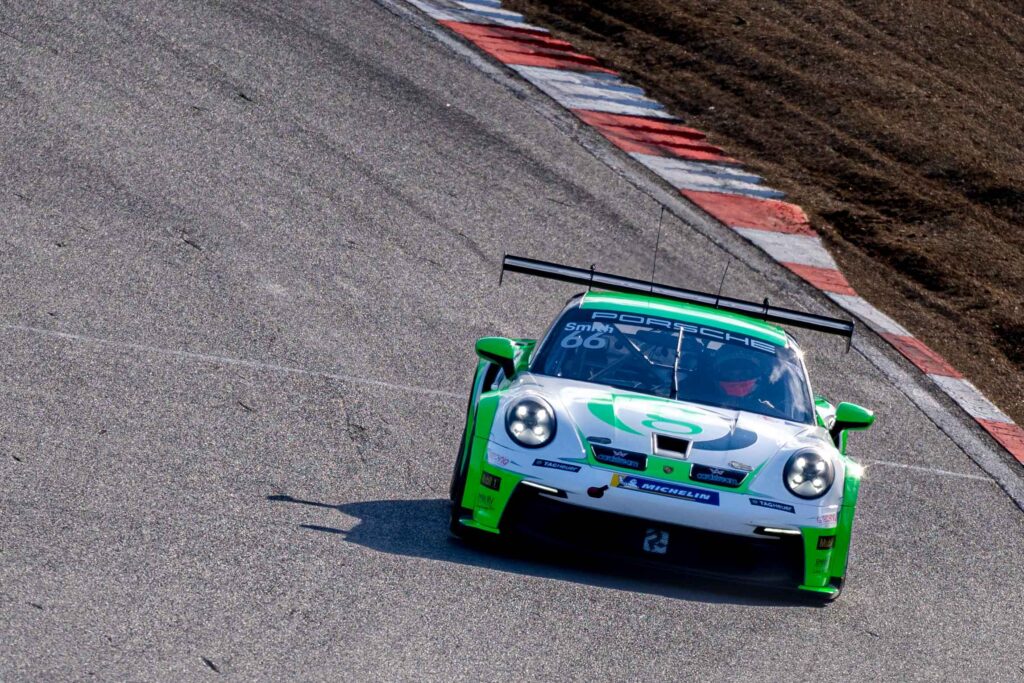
579, 291, 787, 346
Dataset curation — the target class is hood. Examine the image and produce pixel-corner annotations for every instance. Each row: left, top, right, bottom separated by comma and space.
513, 373, 825, 470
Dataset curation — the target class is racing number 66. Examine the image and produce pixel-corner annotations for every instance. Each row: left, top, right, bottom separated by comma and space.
560, 332, 607, 349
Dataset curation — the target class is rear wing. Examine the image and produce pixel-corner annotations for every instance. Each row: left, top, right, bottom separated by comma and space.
501, 255, 854, 340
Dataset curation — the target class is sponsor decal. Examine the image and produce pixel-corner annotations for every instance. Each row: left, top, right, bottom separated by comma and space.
592, 445, 647, 471
643, 529, 669, 555
488, 452, 511, 467
590, 311, 778, 355
690, 464, 747, 488
476, 493, 495, 510
481, 472, 501, 491
564, 321, 612, 333
817, 535, 836, 550
613, 473, 720, 505
533, 458, 581, 473
817, 512, 838, 525
749, 498, 796, 514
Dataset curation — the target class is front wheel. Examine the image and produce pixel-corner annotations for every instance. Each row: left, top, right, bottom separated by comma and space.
449, 426, 471, 536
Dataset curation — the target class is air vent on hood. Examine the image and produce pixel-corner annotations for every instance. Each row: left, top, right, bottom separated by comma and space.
653, 434, 691, 460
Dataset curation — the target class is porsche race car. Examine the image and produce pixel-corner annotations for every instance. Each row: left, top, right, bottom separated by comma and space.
450, 256, 874, 600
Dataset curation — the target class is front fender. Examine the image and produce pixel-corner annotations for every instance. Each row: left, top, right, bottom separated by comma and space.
798, 457, 862, 594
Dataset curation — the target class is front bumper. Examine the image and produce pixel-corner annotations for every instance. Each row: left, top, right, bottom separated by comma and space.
458, 462, 849, 595
500, 485, 806, 589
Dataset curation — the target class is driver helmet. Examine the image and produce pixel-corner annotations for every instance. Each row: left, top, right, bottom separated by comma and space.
712, 346, 766, 398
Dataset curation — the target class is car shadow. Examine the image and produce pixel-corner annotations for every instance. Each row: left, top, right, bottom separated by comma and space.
267, 494, 821, 607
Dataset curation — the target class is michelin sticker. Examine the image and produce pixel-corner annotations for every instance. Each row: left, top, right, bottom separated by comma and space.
613, 473, 719, 505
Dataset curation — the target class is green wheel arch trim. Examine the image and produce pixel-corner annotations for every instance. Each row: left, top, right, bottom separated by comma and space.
797, 459, 861, 592
465, 463, 525, 531
458, 388, 532, 535
459, 390, 500, 511
452, 359, 493, 501
828, 460, 862, 579
454, 337, 538, 533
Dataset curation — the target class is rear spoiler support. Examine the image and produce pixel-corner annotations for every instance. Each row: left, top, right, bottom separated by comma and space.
500, 255, 854, 341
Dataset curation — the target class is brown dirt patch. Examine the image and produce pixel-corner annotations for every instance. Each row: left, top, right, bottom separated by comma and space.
504, 0, 1024, 423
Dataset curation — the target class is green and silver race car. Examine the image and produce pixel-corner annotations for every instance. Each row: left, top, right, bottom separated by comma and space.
450, 256, 875, 600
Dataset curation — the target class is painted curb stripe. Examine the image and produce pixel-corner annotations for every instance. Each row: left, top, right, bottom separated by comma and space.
476, 42, 616, 73
452, 1, 525, 21
632, 154, 765, 184
419, 0, 526, 22
881, 334, 963, 378
470, 36, 578, 54
512, 66, 645, 94
978, 421, 1024, 465
440, 21, 616, 73
488, 52, 616, 74
551, 98, 672, 117
733, 228, 838, 270
782, 263, 857, 296
599, 130, 736, 163
604, 128, 724, 153
825, 294, 911, 337
440, 22, 564, 44
508, 68, 673, 116
632, 154, 784, 199
407, 0, 544, 29
571, 110, 696, 134
681, 190, 815, 236
516, 76, 672, 115
929, 375, 1011, 423
408, 0, 1024, 468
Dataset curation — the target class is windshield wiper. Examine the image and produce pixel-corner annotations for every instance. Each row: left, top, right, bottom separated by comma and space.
671, 325, 684, 399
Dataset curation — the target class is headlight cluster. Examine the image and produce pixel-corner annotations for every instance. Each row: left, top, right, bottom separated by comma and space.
505, 396, 556, 448
783, 449, 835, 499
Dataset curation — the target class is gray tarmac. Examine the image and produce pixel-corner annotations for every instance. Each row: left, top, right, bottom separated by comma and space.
1, 0, 1022, 680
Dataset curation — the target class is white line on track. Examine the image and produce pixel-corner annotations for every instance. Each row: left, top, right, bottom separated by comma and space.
4, 324, 997, 483
0, 323, 463, 399
862, 460, 993, 482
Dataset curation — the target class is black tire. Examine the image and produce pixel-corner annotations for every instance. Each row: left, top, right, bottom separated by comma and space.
449, 425, 471, 537
802, 579, 843, 604
449, 425, 468, 503
450, 364, 499, 539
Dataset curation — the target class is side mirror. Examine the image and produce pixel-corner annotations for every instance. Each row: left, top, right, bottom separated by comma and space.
475, 337, 517, 378
830, 402, 874, 449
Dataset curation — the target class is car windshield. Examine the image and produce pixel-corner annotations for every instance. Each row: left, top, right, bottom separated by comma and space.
531, 306, 815, 423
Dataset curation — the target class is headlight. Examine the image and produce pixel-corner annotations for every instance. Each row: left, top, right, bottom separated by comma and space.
783, 449, 835, 499
505, 396, 556, 448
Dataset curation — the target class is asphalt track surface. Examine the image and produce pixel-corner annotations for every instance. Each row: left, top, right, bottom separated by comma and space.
2, 1, 1023, 680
